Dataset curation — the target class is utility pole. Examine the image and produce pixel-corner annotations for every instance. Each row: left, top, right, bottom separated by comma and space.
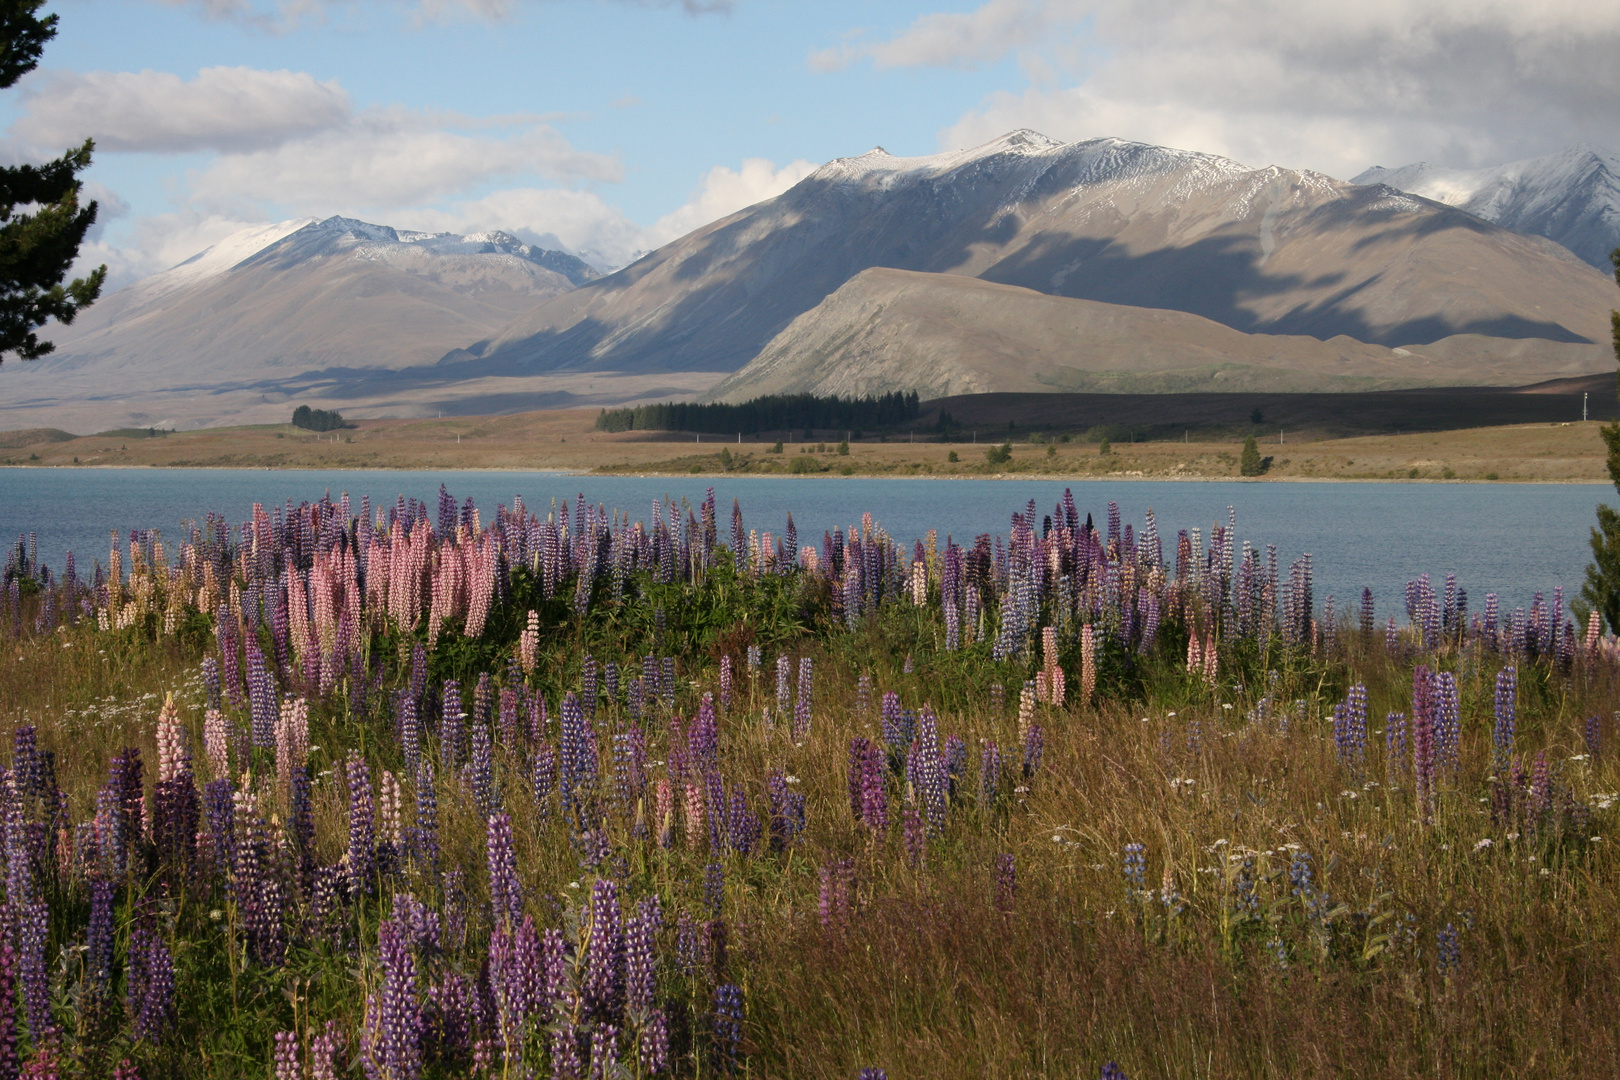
1585, 392, 1589, 421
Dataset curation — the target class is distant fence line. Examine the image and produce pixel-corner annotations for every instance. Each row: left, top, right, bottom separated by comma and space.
594, 392, 921, 435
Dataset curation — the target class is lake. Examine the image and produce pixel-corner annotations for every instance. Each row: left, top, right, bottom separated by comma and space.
0, 467, 1608, 619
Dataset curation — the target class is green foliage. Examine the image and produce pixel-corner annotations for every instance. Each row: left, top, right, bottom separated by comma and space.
769, 441, 783, 453
984, 442, 1012, 466
947, 450, 959, 463
290, 405, 349, 432
789, 454, 821, 474
1240, 435, 1264, 476
1097, 438, 1111, 456
0, 0, 104, 364
836, 440, 849, 456
594, 391, 920, 435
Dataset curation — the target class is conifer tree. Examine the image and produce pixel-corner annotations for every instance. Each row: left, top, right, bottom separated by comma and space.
1579, 247, 1620, 630
0, 0, 104, 364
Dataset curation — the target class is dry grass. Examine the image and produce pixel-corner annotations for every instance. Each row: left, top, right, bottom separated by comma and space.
3, 590, 1617, 1077
0, 412, 1610, 483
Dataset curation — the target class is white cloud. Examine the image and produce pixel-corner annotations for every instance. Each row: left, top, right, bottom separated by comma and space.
394, 187, 652, 268
823, 0, 1620, 177
75, 209, 278, 291
394, 155, 817, 268
190, 112, 622, 214
812, 0, 1053, 72
13, 66, 351, 154
644, 157, 816, 247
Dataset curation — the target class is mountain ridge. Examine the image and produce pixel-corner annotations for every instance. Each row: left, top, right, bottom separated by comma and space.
1353, 146, 1620, 270
459, 132, 1613, 389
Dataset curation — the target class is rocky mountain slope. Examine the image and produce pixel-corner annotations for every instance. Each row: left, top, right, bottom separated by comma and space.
1355, 146, 1620, 271
4, 217, 604, 429
705, 268, 1608, 401
462, 131, 1615, 394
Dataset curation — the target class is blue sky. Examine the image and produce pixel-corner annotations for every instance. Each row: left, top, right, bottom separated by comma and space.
6, 0, 1615, 286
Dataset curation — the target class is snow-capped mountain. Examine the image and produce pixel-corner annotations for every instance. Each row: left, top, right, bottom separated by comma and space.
5, 216, 601, 428
1354, 146, 1620, 270
462, 130, 1613, 391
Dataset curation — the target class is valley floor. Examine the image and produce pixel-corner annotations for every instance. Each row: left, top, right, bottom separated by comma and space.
0, 410, 1612, 483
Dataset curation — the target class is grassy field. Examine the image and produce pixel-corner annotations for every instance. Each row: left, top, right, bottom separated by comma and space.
0, 409, 1612, 483
0, 485, 1615, 1078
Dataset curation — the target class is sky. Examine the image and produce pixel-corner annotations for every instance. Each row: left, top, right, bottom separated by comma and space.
5, 0, 1617, 290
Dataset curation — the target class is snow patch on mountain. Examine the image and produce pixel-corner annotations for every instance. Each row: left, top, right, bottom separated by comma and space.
1353, 146, 1620, 269
130, 218, 318, 304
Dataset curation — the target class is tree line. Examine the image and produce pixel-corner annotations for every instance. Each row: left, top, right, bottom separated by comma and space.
594, 391, 921, 435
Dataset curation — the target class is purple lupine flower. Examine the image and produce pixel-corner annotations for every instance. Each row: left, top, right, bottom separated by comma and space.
660, 657, 676, 711
204, 778, 236, 883
560, 692, 596, 815
719, 655, 733, 713
88, 879, 114, 1001
626, 906, 657, 1018
588, 1023, 618, 1080
0, 934, 15, 1080
612, 728, 647, 819
378, 914, 424, 1080
879, 693, 911, 760
490, 914, 543, 1066
847, 738, 871, 822
1412, 667, 1436, 822
727, 791, 761, 855
128, 924, 173, 1043
466, 723, 497, 819
1586, 714, 1603, 760
1493, 667, 1517, 763
440, 681, 466, 768
674, 910, 708, 977
1434, 672, 1461, 776
766, 772, 805, 850
16, 899, 48, 1043
774, 655, 791, 721
1122, 843, 1147, 894
309, 1020, 345, 1080
346, 752, 377, 897
410, 760, 438, 872
1385, 712, 1408, 779
994, 853, 1016, 914
704, 770, 729, 852
859, 748, 888, 834
792, 656, 813, 740
246, 638, 280, 749
1022, 724, 1044, 779
980, 742, 1001, 810
858, 1071, 888, 1080
274, 1031, 301, 1080
531, 744, 557, 819
713, 983, 743, 1068
1100, 1064, 1130, 1080
582, 878, 626, 1024
688, 700, 718, 774
1436, 923, 1461, 977
703, 863, 725, 916
640, 1009, 669, 1075
201, 655, 222, 712
486, 812, 523, 928
397, 693, 421, 780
